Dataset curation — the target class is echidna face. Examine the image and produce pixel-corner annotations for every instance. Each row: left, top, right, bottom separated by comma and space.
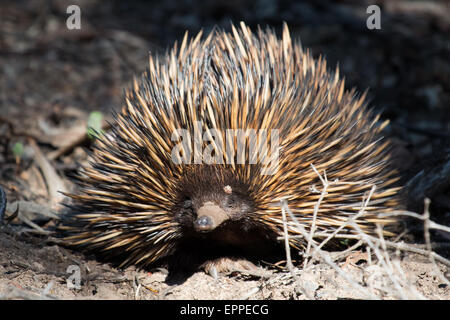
174, 178, 255, 236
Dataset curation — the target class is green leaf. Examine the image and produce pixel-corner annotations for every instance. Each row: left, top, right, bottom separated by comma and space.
87, 111, 104, 140
12, 142, 24, 158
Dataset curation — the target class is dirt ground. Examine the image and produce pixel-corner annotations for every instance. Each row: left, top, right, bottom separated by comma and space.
0, 0, 449, 299
0, 230, 448, 300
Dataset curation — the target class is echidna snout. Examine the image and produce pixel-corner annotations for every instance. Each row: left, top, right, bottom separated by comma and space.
194, 202, 228, 232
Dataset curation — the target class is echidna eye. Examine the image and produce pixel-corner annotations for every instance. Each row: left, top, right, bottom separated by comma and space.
225, 197, 236, 209
182, 198, 192, 209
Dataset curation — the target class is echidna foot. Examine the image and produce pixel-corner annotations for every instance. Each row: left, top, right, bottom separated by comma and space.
202, 257, 272, 279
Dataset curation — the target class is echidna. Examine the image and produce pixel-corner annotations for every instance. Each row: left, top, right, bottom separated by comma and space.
61, 23, 403, 274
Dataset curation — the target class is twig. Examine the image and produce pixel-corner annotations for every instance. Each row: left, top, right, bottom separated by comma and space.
281, 201, 378, 299
6, 200, 60, 220
304, 164, 329, 269
133, 274, 142, 300
280, 199, 312, 299
374, 224, 408, 299
310, 185, 377, 261
28, 139, 67, 209
330, 240, 364, 262
47, 121, 112, 160
283, 233, 450, 267
379, 210, 450, 234
0, 116, 43, 141
0, 285, 59, 300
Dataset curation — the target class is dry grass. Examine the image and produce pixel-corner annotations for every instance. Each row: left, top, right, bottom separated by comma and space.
276, 164, 449, 300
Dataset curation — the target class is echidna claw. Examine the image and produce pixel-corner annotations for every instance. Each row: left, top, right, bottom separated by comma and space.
202, 257, 272, 279
208, 265, 219, 280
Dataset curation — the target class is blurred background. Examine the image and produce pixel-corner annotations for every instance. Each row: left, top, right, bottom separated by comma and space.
0, 0, 449, 231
